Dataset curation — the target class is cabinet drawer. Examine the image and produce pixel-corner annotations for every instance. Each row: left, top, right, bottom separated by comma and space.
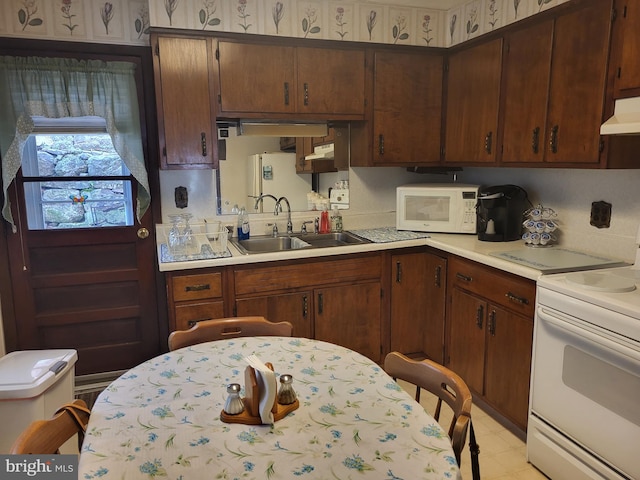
171, 272, 223, 302
449, 256, 535, 317
175, 300, 225, 331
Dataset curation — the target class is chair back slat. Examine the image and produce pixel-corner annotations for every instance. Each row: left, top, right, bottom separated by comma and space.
10, 399, 90, 454
168, 316, 293, 351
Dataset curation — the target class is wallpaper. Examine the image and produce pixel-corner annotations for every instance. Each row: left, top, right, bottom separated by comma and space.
0, 0, 569, 47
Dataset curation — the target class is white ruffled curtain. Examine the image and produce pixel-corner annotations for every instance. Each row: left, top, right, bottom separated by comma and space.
0, 56, 150, 231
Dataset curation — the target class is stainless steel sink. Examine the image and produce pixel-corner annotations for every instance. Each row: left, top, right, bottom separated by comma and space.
230, 232, 370, 255
297, 232, 370, 248
230, 236, 311, 254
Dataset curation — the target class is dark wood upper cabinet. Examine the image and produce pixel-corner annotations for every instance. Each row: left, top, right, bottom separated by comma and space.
500, 20, 553, 164
445, 38, 502, 164
152, 34, 217, 169
217, 40, 365, 119
611, 0, 640, 98
544, 0, 612, 165
373, 51, 443, 165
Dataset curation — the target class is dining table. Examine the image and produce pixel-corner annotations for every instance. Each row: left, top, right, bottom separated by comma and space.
78, 337, 461, 479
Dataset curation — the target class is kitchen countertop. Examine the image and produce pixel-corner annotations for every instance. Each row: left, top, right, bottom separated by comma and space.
157, 226, 554, 280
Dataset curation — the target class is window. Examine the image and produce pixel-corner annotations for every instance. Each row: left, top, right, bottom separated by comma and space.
20, 117, 134, 230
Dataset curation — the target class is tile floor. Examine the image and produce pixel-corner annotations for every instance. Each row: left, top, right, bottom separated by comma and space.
398, 380, 549, 480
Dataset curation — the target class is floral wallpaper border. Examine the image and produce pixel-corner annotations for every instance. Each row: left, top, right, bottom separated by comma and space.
0, 0, 569, 48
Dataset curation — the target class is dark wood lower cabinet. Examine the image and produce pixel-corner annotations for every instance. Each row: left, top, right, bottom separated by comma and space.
236, 291, 312, 338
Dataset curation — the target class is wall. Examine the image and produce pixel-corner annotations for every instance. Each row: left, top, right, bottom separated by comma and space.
0, 0, 568, 48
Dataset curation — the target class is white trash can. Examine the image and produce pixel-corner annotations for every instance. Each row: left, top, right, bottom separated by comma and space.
0, 349, 77, 453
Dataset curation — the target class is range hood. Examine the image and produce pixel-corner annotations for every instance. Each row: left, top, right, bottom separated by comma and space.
600, 97, 640, 135
239, 121, 328, 137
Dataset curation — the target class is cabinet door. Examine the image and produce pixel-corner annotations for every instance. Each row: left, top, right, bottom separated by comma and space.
501, 20, 553, 164
314, 282, 381, 363
296, 47, 365, 116
612, 1, 640, 97
545, 0, 612, 164
390, 252, 428, 354
445, 39, 502, 164
373, 51, 443, 165
217, 41, 295, 114
235, 291, 313, 338
423, 253, 447, 363
447, 288, 485, 394
484, 304, 533, 430
154, 36, 216, 168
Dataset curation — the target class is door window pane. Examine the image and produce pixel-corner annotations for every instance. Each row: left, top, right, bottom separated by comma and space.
21, 132, 134, 230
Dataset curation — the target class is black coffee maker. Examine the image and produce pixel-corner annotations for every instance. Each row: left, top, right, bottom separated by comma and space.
477, 185, 530, 242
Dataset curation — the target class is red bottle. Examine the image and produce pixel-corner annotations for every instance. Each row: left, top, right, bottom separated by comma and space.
319, 208, 330, 233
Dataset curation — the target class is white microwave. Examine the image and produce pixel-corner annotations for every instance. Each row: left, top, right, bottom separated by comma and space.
396, 184, 479, 234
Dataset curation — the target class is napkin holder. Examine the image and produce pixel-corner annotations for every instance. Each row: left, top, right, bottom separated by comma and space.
220, 362, 299, 425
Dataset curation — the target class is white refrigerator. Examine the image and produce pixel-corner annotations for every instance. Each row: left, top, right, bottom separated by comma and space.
248, 152, 312, 212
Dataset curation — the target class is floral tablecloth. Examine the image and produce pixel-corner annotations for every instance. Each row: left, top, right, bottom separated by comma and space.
79, 337, 461, 480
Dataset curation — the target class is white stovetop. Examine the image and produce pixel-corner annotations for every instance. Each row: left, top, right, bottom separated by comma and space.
489, 246, 627, 274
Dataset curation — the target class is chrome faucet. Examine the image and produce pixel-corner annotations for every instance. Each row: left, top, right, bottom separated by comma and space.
275, 196, 293, 234
253, 193, 279, 212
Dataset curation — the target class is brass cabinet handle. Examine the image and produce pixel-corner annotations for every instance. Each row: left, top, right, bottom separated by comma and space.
435, 265, 441, 288
395, 261, 402, 283
532, 127, 540, 154
476, 305, 484, 329
302, 295, 308, 318
284, 82, 289, 105
489, 310, 496, 336
456, 272, 472, 283
317, 292, 323, 314
201, 132, 207, 157
505, 291, 529, 305
485, 131, 493, 154
550, 125, 559, 153
378, 134, 384, 155
303, 83, 309, 106
185, 284, 211, 292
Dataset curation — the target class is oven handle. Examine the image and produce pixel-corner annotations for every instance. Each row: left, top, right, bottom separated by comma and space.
538, 306, 640, 362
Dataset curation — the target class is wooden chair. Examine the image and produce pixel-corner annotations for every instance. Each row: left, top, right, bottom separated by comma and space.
384, 351, 478, 472
10, 399, 91, 454
168, 316, 294, 351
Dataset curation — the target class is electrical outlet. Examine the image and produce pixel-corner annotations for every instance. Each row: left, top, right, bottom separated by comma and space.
590, 201, 611, 229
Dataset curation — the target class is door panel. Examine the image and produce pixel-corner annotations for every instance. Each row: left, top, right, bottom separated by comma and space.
6, 208, 160, 375
236, 291, 313, 338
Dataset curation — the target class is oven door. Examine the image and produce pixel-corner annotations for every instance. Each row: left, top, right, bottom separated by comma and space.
529, 301, 640, 479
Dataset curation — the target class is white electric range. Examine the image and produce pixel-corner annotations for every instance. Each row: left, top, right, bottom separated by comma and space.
528, 265, 640, 480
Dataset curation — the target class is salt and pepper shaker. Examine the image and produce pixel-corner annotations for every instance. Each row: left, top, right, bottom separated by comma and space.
277, 374, 297, 405
224, 383, 245, 415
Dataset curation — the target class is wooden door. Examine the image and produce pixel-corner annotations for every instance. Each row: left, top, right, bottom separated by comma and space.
1, 41, 161, 377
217, 41, 295, 114
545, 0, 612, 164
611, 1, 640, 97
314, 282, 382, 362
154, 35, 217, 168
235, 291, 313, 338
484, 304, 533, 430
423, 253, 446, 363
445, 39, 502, 164
501, 20, 553, 164
446, 288, 485, 394
373, 51, 443, 165
296, 47, 365, 116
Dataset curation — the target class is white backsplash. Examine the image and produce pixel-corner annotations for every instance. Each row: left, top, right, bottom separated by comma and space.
161, 165, 640, 264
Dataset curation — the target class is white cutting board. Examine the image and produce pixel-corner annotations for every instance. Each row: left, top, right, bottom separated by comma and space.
490, 247, 628, 273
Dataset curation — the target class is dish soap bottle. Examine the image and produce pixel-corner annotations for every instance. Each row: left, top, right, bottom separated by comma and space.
319, 205, 330, 234
331, 206, 343, 233
237, 207, 250, 240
